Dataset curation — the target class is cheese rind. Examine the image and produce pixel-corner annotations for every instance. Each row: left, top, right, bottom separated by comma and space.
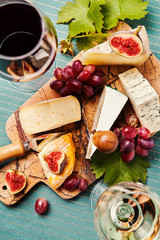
118, 68, 160, 133
81, 26, 150, 66
86, 86, 128, 159
19, 96, 81, 135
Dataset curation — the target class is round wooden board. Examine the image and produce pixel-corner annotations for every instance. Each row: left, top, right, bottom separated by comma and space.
1, 22, 160, 205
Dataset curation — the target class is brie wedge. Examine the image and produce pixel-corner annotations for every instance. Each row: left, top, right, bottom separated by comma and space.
86, 86, 128, 159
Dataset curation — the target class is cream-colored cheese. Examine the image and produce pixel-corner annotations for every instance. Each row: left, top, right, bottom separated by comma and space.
86, 86, 128, 159
19, 96, 81, 135
81, 26, 150, 66
118, 68, 160, 133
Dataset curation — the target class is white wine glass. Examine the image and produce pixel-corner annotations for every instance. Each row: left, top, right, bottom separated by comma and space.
90, 180, 160, 240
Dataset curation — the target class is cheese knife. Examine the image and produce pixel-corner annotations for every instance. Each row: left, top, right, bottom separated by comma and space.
0, 132, 63, 163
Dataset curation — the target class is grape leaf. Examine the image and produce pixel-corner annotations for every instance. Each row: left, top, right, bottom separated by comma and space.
57, 0, 105, 37
101, 0, 149, 29
91, 149, 150, 186
76, 33, 108, 51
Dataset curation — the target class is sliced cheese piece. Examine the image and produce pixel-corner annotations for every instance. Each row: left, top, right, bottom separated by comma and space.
86, 86, 128, 159
135, 102, 160, 133
19, 96, 81, 135
37, 132, 64, 152
118, 68, 160, 133
118, 68, 159, 105
81, 26, 150, 66
38, 133, 75, 189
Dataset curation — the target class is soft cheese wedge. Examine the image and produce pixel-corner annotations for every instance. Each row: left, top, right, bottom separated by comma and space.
86, 86, 128, 159
118, 68, 160, 133
81, 26, 150, 66
39, 133, 75, 189
19, 96, 81, 135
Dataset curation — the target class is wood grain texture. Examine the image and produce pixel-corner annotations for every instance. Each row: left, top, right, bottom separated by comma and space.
1, 22, 160, 205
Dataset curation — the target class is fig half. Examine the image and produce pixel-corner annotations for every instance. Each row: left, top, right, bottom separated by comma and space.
5, 170, 27, 195
109, 26, 143, 58
44, 150, 65, 174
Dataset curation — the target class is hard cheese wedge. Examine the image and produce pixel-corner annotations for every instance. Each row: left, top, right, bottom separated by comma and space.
81, 26, 150, 66
19, 96, 81, 135
118, 68, 160, 133
86, 86, 128, 159
38, 133, 75, 189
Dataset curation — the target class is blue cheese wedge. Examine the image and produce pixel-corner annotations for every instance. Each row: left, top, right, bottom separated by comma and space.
86, 86, 128, 159
118, 68, 160, 133
81, 26, 150, 66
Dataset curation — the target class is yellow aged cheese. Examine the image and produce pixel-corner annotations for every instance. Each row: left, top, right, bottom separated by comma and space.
81, 26, 150, 66
38, 133, 76, 189
19, 96, 81, 135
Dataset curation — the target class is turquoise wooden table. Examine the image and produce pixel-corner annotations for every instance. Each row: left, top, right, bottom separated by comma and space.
0, 0, 160, 239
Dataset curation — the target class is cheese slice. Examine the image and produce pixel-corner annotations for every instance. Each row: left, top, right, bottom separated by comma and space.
81, 26, 150, 66
86, 86, 128, 159
118, 68, 160, 133
38, 133, 75, 189
19, 96, 81, 135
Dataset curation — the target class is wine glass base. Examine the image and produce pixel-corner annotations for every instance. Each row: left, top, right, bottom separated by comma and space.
8, 63, 55, 93
90, 179, 108, 213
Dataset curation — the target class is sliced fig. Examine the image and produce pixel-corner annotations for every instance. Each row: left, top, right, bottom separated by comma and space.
44, 150, 65, 174
5, 170, 26, 195
109, 26, 143, 58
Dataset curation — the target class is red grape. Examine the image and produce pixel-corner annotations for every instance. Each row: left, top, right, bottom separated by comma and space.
121, 149, 135, 163
72, 60, 83, 76
137, 137, 155, 149
54, 67, 62, 80
63, 176, 80, 191
135, 145, 149, 157
35, 198, 48, 215
84, 64, 95, 74
93, 69, 104, 77
120, 139, 135, 153
50, 80, 64, 91
66, 79, 82, 92
122, 125, 137, 139
87, 75, 103, 87
119, 134, 126, 144
83, 84, 94, 97
111, 127, 121, 138
59, 86, 72, 96
78, 70, 90, 82
125, 114, 139, 127
63, 66, 75, 78
138, 127, 151, 139
61, 71, 70, 82
79, 178, 88, 191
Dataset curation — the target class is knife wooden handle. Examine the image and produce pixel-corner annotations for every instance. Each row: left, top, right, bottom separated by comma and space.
0, 141, 25, 162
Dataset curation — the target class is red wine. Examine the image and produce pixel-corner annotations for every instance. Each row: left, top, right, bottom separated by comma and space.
0, 2, 42, 57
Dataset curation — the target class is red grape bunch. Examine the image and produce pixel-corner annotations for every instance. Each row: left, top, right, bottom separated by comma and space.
112, 114, 155, 163
50, 60, 104, 97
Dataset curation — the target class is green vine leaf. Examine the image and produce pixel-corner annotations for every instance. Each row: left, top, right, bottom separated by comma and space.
91, 149, 150, 186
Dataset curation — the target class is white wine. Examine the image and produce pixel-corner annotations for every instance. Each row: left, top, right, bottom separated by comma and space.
93, 182, 160, 240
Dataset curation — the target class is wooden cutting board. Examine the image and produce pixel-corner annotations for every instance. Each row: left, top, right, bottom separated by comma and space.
1, 22, 160, 205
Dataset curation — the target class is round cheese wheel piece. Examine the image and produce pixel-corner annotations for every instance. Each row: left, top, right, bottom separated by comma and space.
38, 133, 75, 189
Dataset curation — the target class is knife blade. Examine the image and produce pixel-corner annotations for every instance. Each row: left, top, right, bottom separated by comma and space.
0, 132, 63, 163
